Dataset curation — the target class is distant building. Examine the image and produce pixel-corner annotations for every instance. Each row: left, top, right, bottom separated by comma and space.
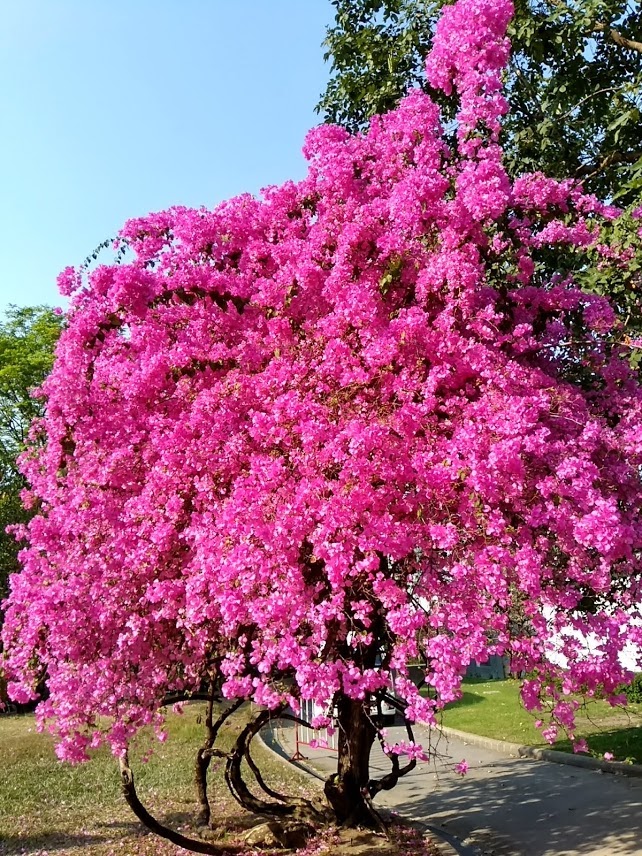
466, 655, 508, 680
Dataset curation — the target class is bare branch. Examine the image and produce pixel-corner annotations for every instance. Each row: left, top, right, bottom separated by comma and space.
119, 752, 244, 855
593, 22, 642, 54
558, 86, 627, 122
575, 150, 642, 181
225, 707, 326, 821
548, 1, 642, 55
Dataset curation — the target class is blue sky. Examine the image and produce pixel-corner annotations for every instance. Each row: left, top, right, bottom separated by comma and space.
0, 1, 333, 310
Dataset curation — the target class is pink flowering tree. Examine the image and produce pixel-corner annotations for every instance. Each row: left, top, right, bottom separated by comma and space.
3, 0, 642, 846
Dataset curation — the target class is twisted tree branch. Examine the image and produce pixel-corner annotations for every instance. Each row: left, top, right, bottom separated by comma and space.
119, 752, 244, 855
225, 707, 326, 822
195, 696, 245, 826
368, 702, 417, 797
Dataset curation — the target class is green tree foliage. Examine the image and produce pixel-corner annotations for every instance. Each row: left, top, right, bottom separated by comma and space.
0, 306, 63, 600
318, 0, 642, 206
318, 0, 436, 130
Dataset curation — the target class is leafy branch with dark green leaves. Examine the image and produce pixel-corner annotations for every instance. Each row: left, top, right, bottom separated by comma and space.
0, 306, 63, 600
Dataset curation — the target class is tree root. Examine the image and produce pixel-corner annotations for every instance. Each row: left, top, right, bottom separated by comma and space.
334, 787, 389, 836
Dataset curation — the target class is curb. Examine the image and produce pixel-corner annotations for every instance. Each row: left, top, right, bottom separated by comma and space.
435, 725, 642, 778
430, 725, 524, 758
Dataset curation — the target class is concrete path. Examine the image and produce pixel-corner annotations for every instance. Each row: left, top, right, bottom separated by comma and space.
270, 721, 642, 856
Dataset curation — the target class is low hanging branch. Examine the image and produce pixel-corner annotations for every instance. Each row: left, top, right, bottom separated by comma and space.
368, 701, 418, 797
118, 752, 245, 855
161, 691, 220, 707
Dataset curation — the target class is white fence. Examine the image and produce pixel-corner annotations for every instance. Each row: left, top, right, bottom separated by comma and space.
291, 698, 338, 759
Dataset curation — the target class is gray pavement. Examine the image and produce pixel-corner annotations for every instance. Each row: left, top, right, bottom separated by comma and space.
270, 721, 642, 856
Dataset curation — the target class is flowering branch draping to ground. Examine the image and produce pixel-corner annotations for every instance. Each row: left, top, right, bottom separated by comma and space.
2, 0, 642, 834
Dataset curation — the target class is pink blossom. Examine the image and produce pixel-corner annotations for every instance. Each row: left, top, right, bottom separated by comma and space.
384, 740, 430, 762
1, 0, 641, 770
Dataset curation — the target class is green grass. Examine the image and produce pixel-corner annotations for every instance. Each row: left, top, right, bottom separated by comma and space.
0, 703, 315, 856
437, 678, 642, 763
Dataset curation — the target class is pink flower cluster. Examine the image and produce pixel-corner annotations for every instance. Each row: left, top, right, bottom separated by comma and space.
384, 740, 430, 762
454, 760, 469, 776
2, 0, 641, 761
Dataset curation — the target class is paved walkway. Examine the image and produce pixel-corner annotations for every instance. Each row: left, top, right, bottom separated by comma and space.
269, 721, 642, 856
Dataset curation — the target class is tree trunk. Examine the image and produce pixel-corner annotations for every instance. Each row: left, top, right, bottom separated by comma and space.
194, 697, 244, 827
324, 695, 378, 827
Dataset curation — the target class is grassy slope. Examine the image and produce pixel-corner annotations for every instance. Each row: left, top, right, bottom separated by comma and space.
439, 678, 642, 762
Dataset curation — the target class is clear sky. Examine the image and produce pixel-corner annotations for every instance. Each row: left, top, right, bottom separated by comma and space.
0, 0, 333, 311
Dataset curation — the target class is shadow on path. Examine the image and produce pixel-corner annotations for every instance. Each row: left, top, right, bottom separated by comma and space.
385, 754, 642, 856
273, 719, 642, 855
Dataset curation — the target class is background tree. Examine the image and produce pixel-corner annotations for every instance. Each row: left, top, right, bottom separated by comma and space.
319, 0, 642, 204
0, 306, 63, 601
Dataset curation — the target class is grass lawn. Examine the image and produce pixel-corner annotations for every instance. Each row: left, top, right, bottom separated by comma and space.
438, 678, 642, 763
